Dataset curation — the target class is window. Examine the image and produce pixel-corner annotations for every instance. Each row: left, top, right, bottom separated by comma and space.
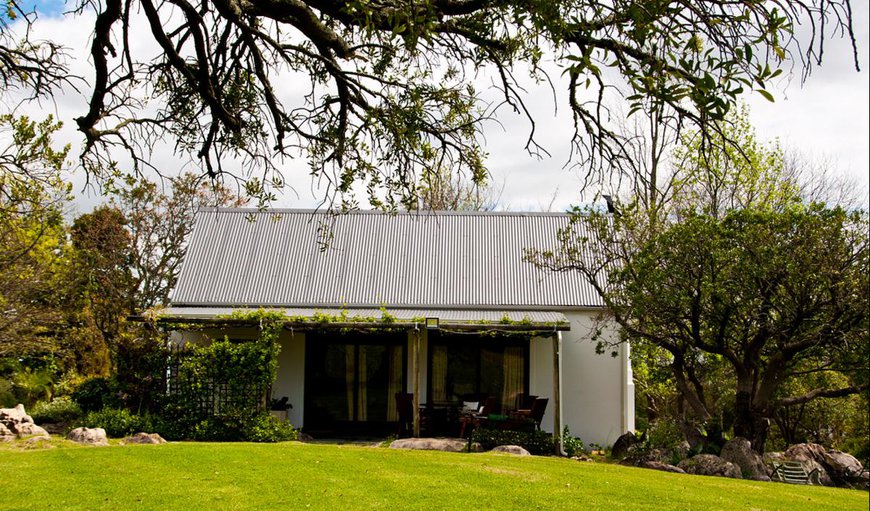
427, 332, 529, 413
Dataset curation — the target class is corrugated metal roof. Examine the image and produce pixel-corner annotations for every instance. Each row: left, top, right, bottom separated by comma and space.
157, 306, 569, 327
172, 208, 605, 309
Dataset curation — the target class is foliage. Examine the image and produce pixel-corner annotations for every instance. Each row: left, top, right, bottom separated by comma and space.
79, 408, 156, 438
29, 397, 82, 424
471, 427, 555, 455
561, 427, 585, 457
4, 443, 867, 510
71, 376, 121, 414
158, 311, 286, 441
107, 172, 246, 310
6, 1, 857, 208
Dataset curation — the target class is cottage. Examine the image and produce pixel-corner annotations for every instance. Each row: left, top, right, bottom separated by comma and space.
161, 208, 634, 447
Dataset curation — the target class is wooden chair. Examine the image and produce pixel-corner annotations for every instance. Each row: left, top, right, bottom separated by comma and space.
395, 393, 414, 437
510, 397, 548, 430
770, 461, 821, 485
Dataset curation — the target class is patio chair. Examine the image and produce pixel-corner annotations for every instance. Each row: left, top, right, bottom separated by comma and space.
770, 461, 822, 485
396, 393, 414, 437
510, 397, 548, 430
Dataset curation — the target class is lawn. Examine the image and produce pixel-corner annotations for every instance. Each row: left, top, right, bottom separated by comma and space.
2, 440, 866, 510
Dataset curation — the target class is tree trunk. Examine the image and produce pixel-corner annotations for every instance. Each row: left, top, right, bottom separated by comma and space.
733, 389, 770, 454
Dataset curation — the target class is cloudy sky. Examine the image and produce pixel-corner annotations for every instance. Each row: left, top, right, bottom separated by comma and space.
8, 2, 869, 213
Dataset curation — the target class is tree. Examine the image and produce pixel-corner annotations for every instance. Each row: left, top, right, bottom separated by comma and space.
0, 114, 71, 358
108, 172, 247, 310
69, 206, 137, 355
8, 0, 857, 207
415, 166, 501, 211
528, 107, 869, 453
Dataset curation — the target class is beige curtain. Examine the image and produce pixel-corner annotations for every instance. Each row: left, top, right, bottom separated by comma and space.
345, 345, 355, 420
501, 346, 524, 412
431, 345, 448, 403
357, 346, 368, 421
386, 345, 402, 421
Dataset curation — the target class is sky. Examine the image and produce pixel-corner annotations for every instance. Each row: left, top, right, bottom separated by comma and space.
7, 2, 869, 214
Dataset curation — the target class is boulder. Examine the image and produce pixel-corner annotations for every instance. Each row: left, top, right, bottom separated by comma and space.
611, 431, 643, 460
821, 450, 866, 483
23, 436, 54, 449
16, 422, 50, 439
783, 443, 834, 486
0, 404, 49, 439
0, 422, 14, 442
123, 432, 167, 445
639, 461, 686, 474
296, 432, 315, 443
67, 427, 109, 446
677, 454, 742, 479
720, 437, 770, 481
490, 445, 530, 456
390, 438, 473, 453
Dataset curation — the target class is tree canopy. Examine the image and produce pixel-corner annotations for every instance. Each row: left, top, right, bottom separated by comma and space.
2, 1, 860, 207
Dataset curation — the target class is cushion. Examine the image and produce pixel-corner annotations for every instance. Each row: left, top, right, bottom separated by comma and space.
462, 401, 479, 413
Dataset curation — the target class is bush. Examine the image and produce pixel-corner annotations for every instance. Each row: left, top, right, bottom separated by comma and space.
79, 408, 155, 438
246, 414, 298, 442
30, 397, 82, 424
471, 428, 555, 455
71, 377, 120, 413
562, 427, 585, 457
186, 411, 297, 442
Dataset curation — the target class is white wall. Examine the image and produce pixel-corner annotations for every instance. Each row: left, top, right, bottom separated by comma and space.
273, 331, 306, 427
558, 311, 634, 447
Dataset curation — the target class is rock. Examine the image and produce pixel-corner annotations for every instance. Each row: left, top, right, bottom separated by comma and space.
783, 443, 833, 486
611, 430, 643, 460
390, 438, 471, 453
23, 436, 54, 449
639, 461, 686, 474
821, 450, 865, 482
0, 404, 28, 424
16, 422, 50, 439
490, 445, 530, 456
677, 454, 742, 479
67, 427, 109, 446
0, 422, 14, 442
123, 432, 166, 445
296, 432, 315, 442
720, 437, 770, 481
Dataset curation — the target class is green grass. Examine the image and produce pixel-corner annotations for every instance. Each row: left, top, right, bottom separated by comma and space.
2, 440, 866, 510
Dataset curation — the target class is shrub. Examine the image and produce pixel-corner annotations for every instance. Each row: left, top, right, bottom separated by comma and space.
186, 411, 297, 442
562, 427, 585, 457
245, 413, 298, 442
472, 428, 555, 455
79, 408, 155, 438
30, 397, 82, 424
71, 377, 120, 413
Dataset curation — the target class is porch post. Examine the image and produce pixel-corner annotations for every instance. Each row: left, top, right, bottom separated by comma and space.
552, 331, 563, 455
413, 327, 421, 437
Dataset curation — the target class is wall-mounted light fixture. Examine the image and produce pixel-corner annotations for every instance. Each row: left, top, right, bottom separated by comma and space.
425, 317, 440, 330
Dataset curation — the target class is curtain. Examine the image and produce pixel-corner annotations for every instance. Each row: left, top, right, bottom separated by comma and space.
357, 346, 368, 421
431, 345, 448, 403
501, 346, 524, 412
386, 345, 402, 421
345, 345, 355, 421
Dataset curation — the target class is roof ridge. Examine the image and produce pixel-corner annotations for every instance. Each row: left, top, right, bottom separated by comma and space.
197, 207, 572, 217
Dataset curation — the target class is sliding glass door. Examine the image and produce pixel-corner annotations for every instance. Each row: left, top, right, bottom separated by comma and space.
427, 332, 529, 414
305, 332, 406, 435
